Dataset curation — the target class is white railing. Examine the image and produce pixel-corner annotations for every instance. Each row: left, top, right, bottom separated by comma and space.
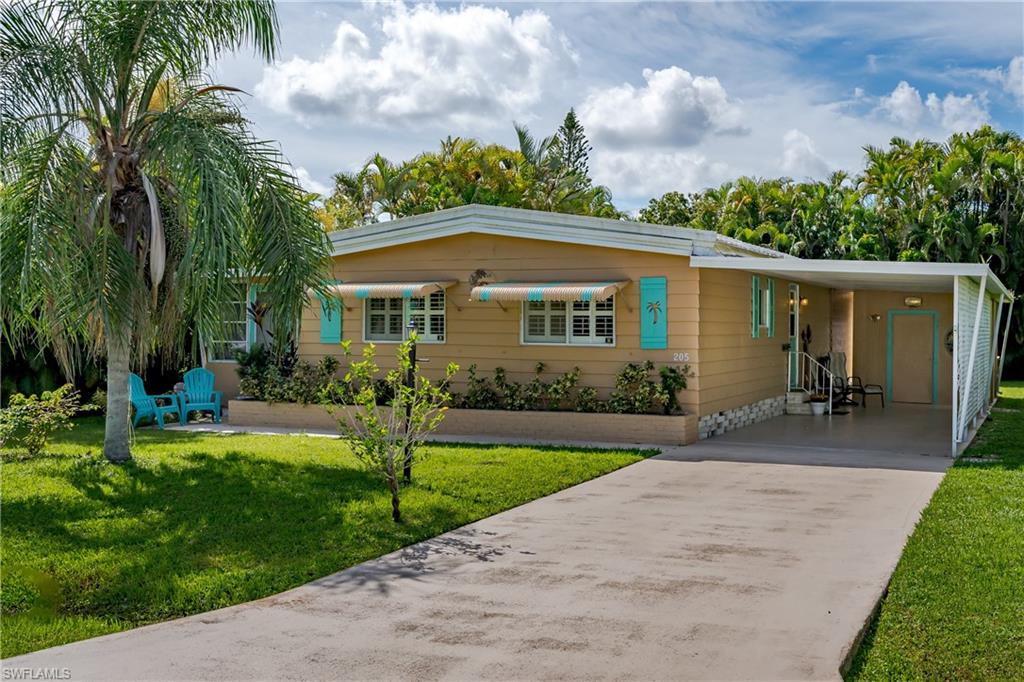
787, 351, 835, 415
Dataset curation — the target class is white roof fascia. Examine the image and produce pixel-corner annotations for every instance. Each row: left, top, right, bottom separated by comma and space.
328, 204, 783, 260
690, 256, 1012, 299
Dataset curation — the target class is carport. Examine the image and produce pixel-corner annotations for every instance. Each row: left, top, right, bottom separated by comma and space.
690, 258, 1014, 456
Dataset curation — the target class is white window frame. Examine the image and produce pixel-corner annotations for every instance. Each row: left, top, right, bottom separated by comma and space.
520, 296, 616, 347
363, 292, 446, 344
759, 282, 772, 331
207, 293, 249, 362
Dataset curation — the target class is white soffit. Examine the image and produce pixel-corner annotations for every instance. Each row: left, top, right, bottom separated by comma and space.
689, 257, 1012, 298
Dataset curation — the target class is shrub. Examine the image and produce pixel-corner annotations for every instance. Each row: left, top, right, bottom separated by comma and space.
493, 367, 526, 410
547, 366, 581, 410
286, 357, 340, 404
575, 386, 602, 413
0, 385, 79, 456
456, 364, 500, 409
79, 388, 107, 415
608, 361, 668, 414
659, 365, 689, 415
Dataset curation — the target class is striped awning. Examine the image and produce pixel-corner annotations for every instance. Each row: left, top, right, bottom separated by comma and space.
322, 281, 457, 299
470, 281, 630, 302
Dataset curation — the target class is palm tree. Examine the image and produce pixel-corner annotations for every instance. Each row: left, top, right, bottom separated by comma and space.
1, 0, 328, 462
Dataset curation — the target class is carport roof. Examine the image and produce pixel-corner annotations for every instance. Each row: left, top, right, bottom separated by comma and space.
689, 256, 1013, 299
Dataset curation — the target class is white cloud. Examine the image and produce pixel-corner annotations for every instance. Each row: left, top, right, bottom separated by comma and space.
780, 129, 830, 179
879, 81, 925, 127
925, 92, 989, 133
255, 3, 577, 127
1003, 55, 1023, 104
878, 81, 989, 133
293, 166, 330, 196
578, 66, 745, 149
590, 149, 731, 201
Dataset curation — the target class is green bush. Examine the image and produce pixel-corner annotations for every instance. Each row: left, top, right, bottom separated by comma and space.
457, 364, 501, 409
659, 365, 689, 415
574, 386, 602, 413
0, 384, 79, 456
608, 361, 669, 414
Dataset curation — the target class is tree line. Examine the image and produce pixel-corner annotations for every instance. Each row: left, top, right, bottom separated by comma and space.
317, 109, 621, 229
321, 123, 1023, 375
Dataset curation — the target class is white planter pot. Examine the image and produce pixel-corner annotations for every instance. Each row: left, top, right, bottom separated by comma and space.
810, 401, 828, 416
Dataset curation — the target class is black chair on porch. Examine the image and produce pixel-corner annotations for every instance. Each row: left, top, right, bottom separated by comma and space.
825, 351, 885, 408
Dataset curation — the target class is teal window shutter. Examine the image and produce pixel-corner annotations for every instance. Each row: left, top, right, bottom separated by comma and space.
767, 278, 775, 338
751, 276, 760, 338
639, 276, 668, 350
318, 293, 342, 344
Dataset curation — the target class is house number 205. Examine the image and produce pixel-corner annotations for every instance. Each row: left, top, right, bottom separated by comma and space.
672, 352, 690, 362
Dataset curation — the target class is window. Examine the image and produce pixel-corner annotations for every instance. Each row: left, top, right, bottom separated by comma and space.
209, 295, 248, 361
751, 276, 775, 339
524, 301, 567, 343
364, 292, 446, 343
760, 284, 772, 329
522, 297, 615, 345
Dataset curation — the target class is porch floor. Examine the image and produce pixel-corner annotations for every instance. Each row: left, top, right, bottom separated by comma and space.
714, 403, 952, 458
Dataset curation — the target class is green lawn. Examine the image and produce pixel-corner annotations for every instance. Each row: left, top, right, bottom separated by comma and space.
848, 381, 1024, 680
1, 418, 650, 658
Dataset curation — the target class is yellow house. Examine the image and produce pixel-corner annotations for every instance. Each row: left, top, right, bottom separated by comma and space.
208, 205, 1013, 456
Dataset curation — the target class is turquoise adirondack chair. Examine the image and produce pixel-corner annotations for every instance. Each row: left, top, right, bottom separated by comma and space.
178, 368, 222, 425
128, 373, 181, 429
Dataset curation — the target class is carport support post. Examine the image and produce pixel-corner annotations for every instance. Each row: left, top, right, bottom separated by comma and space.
957, 272, 988, 444
989, 294, 1005, 403
996, 297, 1015, 399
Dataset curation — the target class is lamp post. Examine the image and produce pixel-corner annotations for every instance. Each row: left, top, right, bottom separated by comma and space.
403, 319, 417, 483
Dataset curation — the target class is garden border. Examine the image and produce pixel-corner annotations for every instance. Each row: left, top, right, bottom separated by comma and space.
227, 400, 698, 446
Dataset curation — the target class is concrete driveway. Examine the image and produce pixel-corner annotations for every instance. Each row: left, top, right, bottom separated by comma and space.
7, 441, 946, 681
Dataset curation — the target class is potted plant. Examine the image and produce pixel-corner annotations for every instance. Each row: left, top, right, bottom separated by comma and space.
808, 393, 830, 416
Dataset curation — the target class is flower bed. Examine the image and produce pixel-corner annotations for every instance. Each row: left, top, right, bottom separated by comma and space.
227, 400, 698, 447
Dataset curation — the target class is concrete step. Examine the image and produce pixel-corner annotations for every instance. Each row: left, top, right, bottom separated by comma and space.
785, 403, 813, 415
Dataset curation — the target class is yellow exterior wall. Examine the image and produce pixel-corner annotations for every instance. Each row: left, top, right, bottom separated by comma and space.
208, 362, 241, 398
299, 234, 702, 412
695, 269, 830, 416
852, 290, 953, 405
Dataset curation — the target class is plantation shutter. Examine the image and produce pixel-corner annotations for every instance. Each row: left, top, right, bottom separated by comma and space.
767, 278, 775, 338
751, 276, 760, 339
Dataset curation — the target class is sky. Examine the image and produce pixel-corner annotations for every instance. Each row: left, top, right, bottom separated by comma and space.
212, 1, 1024, 212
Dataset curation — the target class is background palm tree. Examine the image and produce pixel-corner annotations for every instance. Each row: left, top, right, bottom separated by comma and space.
1, 0, 329, 462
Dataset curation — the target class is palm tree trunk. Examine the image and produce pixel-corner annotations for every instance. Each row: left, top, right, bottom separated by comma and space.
104, 323, 132, 462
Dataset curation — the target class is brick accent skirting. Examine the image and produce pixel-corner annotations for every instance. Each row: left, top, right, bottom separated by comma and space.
698, 395, 785, 440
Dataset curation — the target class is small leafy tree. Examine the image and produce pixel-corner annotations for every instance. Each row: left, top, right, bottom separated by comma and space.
333, 338, 457, 522
0, 385, 79, 456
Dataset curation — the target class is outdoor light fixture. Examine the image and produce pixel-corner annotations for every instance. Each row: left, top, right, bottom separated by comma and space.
904, 296, 923, 308
800, 297, 809, 306
869, 313, 882, 322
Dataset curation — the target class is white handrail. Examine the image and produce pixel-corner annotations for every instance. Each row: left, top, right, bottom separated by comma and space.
787, 351, 836, 415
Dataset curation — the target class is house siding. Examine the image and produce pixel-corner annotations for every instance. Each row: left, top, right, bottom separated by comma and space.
297, 233, 702, 413
852, 290, 953, 405
696, 267, 831, 417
